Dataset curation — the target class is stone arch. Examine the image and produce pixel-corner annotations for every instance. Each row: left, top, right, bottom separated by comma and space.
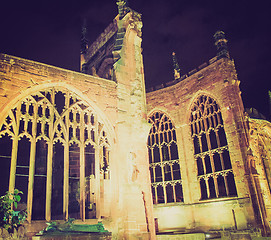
0, 82, 115, 145
147, 110, 184, 204
185, 90, 225, 124
0, 83, 115, 222
189, 93, 238, 200
147, 108, 178, 130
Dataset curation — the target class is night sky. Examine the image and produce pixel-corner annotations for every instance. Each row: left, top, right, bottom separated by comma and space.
1, 0, 270, 117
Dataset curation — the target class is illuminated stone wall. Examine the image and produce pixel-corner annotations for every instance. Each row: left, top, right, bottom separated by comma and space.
247, 117, 271, 234
0, 54, 118, 125
0, 11, 156, 237
108, 10, 156, 239
146, 57, 257, 233
0, 53, 118, 222
2, 2, 270, 238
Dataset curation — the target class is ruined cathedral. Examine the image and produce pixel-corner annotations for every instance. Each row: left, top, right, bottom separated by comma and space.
1, 1, 271, 239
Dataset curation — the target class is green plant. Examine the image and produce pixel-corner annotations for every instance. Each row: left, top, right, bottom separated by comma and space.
0, 189, 27, 232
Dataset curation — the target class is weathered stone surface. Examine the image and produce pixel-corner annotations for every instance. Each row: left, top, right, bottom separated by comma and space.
1, 3, 271, 240
146, 57, 259, 233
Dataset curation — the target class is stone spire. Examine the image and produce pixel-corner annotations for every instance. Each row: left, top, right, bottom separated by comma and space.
116, 0, 129, 19
80, 18, 88, 55
172, 52, 181, 80
214, 31, 230, 59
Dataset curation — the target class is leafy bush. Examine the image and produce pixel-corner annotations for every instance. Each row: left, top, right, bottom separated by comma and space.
0, 189, 27, 232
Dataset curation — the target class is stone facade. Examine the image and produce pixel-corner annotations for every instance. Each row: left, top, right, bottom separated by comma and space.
247, 117, 271, 234
1, 2, 271, 240
0, 8, 155, 239
146, 56, 254, 233
145, 53, 271, 237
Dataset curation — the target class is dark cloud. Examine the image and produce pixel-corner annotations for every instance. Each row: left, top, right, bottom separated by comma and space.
0, 0, 270, 116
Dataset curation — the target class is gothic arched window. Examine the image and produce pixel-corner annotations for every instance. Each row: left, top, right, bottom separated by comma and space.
148, 112, 183, 204
190, 95, 237, 200
0, 87, 110, 221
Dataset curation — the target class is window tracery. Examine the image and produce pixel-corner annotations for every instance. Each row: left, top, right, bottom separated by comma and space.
0, 87, 110, 221
148, 112, 183, 204
190, 95, 237, 200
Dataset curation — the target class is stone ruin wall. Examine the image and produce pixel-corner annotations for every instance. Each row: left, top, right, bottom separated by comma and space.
146, 57, 256, 232
0, 53, 118, 129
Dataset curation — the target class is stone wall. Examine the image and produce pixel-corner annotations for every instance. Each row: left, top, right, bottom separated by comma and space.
146, 57, 256, 233
0, 53, 118, 134
0, 8, 156, 237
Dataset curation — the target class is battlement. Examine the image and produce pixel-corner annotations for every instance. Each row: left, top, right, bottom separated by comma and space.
146, 56, 218, 93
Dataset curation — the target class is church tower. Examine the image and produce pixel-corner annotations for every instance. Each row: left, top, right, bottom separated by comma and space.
79, 1, 156, 238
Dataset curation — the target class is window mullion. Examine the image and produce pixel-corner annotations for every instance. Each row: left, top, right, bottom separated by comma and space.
202, 155, 207, 175
171, 169, 177, 202
206, 120, 219, 197
151, 149, 156, 182
170, 161, 174, 181
202, 116, 208, 132
26, 111, 37, 222
211, 115, 216, 128
173, 184, 177, 202
198, 135, 204, 153
45, 104, 54, 221
224, 174, 230, 196
215, 129, 221, 147
151, 166, 155, 183
197, 118, 202, 132
9, 105, 21, 194
210, 152, 219, 197
213, 173, 219, 198
220, 152, 226, 170
64, 105, 70, 220
159, 119, 167, 204
192, 123, 196, 135
79, 111, 86, 221
154, 186, 158, 204
205, 178, 210, 198
159, 144, 167, 203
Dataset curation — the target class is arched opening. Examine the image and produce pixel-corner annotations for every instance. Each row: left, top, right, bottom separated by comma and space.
190, 95, 237, 200
0, 87, 111, 221
147, 111, 183, 204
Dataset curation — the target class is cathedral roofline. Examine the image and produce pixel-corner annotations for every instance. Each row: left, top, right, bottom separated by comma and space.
146, 56, 221, 93
0, 53, 117, 86
147, 30, 230, 93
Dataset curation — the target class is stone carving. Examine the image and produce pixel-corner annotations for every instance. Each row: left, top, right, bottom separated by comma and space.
129, 151, 139, 182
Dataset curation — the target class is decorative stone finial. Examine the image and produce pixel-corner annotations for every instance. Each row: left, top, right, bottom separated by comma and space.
116, 0, 129, 19
214, 31, 230, 59
172, 52, 181, 80
81, 18, 88, 54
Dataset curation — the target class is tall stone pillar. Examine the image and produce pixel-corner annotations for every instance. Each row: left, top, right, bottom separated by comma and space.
112, 8, 156, 239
